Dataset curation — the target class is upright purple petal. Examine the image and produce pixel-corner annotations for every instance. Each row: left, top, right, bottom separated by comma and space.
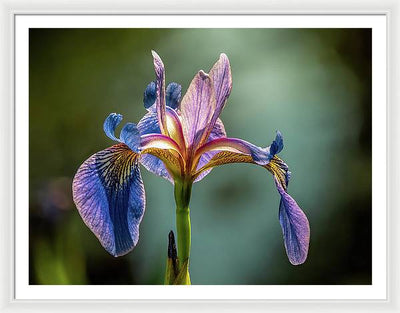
274, 177, 310, 265
201, 53, 232, 141
210, 53, 232, 110
152, 51, 167, 135
143, 81, 182, 110
180, 70, 216, 150
72, 144, 145, 257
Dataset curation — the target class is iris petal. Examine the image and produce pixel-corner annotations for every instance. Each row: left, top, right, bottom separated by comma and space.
120, 123, 140, 153
192, 134, 310, 265
194, 118, 226, 182
143, 81, 182, 110
137, 107, 185, 182
180, 70, 216, 149
140, 134, 184, 180
194, 131, 283, 176
103, 113, 123, 141
152, 51, 168, 135
137, 109, 172, 181
201, 53, 232, 143
72, 144, 145, 257
140, 154, 173, 183
103, 114, 141, 153
166, 82, 182, 109
194, 136, 275, 169
143, 81, 156, 110
275, 177, 310, 265
270, 131, 284, 156
137, 109, 160, 135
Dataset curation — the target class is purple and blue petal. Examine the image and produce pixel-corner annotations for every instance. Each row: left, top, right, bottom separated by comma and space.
137, 110, 172, 182
120, 123, 140, 153
72, 144, 145, 257
180, 70, 216, 149
143, 81, 156, 110
143, 81, 182, 111
166, 82, 181, 109
103, 113, 123, 141
203, 53, 232, 142
103, 114, 141, 153
274, 177, 310, 265
194, 118, 227, 182
196, 131, 284, 168
152, 51, 168, 135
270, 131, 284, 156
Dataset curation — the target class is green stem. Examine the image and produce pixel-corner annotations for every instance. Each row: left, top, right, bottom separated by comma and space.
174, 179, 192, 284
176, 208, 191, 263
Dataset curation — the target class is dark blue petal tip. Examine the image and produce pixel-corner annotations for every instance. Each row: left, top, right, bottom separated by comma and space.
143, 81, 157, 109
270, 130, 284, 156
166, 82, 182, 109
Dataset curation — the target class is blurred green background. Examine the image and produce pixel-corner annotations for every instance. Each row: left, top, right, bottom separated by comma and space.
29, 28, 371, 285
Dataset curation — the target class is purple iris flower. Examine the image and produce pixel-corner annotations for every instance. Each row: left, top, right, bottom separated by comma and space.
72, 51, 310, 266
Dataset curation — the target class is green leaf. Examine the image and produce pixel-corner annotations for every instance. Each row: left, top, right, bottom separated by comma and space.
173, 259, 191, 285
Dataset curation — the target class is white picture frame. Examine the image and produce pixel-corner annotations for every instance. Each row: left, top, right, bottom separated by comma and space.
2, 0, 399, 312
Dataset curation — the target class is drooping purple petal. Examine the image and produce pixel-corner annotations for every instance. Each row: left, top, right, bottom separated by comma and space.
152, 51, 168, 135
274, 176, 310, 265
180, 70, 216, 149
72, 144, 145, 257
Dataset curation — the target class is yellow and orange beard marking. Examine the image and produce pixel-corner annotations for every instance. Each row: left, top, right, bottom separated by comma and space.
193, 152, 289, 189
140, 147, 184, 179
165, 111, 186, 156
96, 144, 138, 190
265, 156, 289, 191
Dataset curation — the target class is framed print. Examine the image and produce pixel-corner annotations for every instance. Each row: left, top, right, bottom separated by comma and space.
1, 1, 399, 312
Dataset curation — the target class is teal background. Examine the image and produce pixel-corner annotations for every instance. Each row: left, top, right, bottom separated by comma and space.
29, 28, 371, 285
